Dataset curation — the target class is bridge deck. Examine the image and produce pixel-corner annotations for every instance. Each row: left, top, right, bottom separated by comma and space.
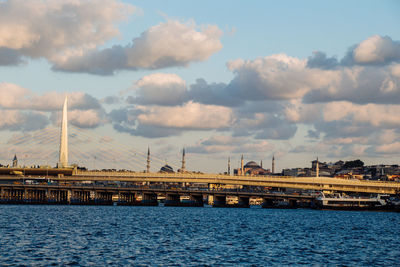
1, 170, 399, 194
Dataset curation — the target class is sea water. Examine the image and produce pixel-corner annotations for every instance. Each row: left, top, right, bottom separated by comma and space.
0, 205, 399, 266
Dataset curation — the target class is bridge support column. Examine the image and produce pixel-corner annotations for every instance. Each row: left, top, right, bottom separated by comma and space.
212, 195, 227, 207
142, 193, 158, 206
95, 191, 113, 205
289, 199, 298, 208
261, 198, 274, 208
261, 198, 297, 209
190, 194, 204, 207
67, 190, 72, 204
238, 196, 250, 208
165, 193, 181, 206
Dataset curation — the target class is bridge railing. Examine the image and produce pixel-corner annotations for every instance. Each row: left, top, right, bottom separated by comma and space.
74, 170, 400, 185
75, 170, 293, 180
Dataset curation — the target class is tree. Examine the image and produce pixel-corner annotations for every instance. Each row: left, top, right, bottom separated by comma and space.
343, 159, 364, 169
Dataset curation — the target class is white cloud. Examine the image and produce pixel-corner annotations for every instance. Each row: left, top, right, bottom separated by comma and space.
68, 109, 104, 128
137, 101, 234, 129
188, 135, 274, 154
375, 142, 400, 154
353, 35, 400, 64
284, 99, 321, 123
0, 109, 49, 131
0, 110, 22, 128
0, 82, 105, 129
323, 102, 400, 128
0, 83, 31, 108
303, 65, 400, 104
131, 73, 187, 106
53, 19, 223, 74
226, 54, 337, 100
0, 83, 101, 111
125, 19, 222, 69
0, 0, 136, 65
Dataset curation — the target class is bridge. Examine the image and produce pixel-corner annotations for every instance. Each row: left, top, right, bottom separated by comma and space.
1, 168, 400, 195
1, 96, 400, 204
0, 182, 314, 208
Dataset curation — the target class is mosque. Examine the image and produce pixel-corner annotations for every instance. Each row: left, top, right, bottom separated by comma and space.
233, 155, 275, 176
150, 148, 186, 173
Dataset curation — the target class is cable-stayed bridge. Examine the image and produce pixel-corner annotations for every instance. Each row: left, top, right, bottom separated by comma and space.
1, 124, 182, 172
0, 97, 400, 197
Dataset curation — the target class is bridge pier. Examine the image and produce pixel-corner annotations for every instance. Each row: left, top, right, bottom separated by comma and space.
164, 193, 204, 207
165, 193, 181, 206
261, 198, 297, 209
238, 196, 250, 208
94, 191, 113, 205
141, 192, 158, 206
212, 195, 250, 208
189, 194, 204, 207
289, 199, 298, 208
3, 188, 24, 204
117, 192, 137, 205
70, 190, 94, 205
48, 190, 68, 204
212, 195, 227, 207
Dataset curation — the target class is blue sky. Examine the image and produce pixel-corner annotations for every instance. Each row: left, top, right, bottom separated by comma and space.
0, 0, 400, 172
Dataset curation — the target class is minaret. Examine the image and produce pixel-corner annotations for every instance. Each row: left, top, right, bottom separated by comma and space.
12, 154, 18, 167
260, 160, 263, 169
181, 148, 186, 172
58, 96, 68, 168
272, 155, 275, 174
240, 154, 244, 175
146, 147, 150, 173
228, 157, 231, 175
316, 157, 319, 178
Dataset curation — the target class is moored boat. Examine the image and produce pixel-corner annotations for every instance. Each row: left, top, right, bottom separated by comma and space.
314, 192, 391, 211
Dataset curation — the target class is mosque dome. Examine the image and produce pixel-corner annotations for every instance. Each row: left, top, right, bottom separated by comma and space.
244, 161, 260, 169
160, 164, 174, 173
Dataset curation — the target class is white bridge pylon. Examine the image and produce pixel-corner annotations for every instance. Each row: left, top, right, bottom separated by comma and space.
0, 97, 181, 170
58, 97, 68, 168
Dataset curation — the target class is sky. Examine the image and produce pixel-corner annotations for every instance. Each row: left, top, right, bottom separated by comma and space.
0, 0, 400, 173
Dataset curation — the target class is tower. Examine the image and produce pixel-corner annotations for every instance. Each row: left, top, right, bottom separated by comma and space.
12, 154, 18, 167
228, 157, 231, 175
181, 148, 186, 172
146, 147, 150, 173
316, 157, 319, 178
58, 97, 68, 168
272, 155, 275, 174
260, 160, 263, 169
240, 155, 244, 175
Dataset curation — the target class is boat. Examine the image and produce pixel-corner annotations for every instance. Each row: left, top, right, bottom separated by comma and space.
314, 192, 391, 211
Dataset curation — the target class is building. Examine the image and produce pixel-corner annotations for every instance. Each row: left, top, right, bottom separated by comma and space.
234, 161, 269, 176
160, 164, 174, 173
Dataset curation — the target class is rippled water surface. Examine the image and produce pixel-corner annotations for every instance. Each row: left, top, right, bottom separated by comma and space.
0, 205, 399, 266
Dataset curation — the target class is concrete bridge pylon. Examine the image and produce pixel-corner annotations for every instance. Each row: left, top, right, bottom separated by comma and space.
58, 96, 68, 168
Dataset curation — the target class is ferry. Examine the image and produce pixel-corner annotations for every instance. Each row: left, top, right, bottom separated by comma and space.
314, 192, 390, 211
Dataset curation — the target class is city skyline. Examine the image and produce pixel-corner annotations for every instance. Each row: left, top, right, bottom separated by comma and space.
1, 0, 400, 172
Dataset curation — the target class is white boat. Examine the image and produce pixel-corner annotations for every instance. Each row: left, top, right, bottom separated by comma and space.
314, 192, 389, 211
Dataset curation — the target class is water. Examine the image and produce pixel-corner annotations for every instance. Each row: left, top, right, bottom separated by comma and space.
0, 206, 399, 266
